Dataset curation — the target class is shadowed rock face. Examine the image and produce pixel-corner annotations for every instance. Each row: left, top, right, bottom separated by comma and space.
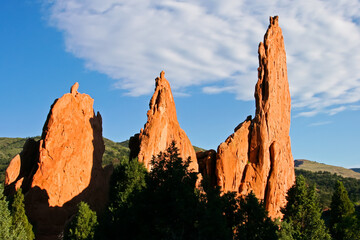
129, 71, 198, 172
5, 83, 113, 240
213, 16, 295, 219
197, 150, 217, 186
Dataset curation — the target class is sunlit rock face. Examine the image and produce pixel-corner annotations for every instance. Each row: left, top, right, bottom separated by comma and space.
129, 71, 198, 172
209, 16, 295, 219
5, 83, 112, 240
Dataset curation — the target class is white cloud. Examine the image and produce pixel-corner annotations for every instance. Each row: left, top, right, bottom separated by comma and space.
308, 121, 332, 127
328, 106, 347, 116
46, 0, 360, 115
349, 105, 360, 111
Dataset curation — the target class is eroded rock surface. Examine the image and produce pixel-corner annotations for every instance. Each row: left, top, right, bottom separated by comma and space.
5, 83, 113, 239
213, 16, 295, 219
129, 71, 198, 172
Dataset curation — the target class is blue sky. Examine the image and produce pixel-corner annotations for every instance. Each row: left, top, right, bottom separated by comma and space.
1, 1, 360, 168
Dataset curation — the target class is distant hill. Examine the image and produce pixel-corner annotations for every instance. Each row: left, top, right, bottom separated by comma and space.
102, 138, 131, 166
351, 168, 360, 173
0, 137, 40, 182
118, 140, 130, 148
294, 159, 360, 180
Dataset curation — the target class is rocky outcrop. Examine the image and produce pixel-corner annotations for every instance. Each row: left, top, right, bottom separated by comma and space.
129, 71, 198, 172
197, 150, 217, 187
5, 83, 113, 240
216, 119, 252, 193
210, 16, 295, 219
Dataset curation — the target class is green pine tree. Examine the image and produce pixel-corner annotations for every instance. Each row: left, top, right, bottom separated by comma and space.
198, 178, 232, 240
0, 185, 14, 239
64, 201, 98, 240
107, 158, 147, 216
10, 189, 34, 240
143, 141, 200, 239
99, 157, 147, 239
123, 141, 200, 240
221, 191, 240, 234
277, 220, 295, 240
235, 191, 278, 240
280, 175, 331, 240
330, 180, 358, 240
337, 213, 360, 240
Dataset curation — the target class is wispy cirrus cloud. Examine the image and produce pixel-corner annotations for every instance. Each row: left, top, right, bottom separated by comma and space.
45, 0, 360, 116
308, 121, 332, 127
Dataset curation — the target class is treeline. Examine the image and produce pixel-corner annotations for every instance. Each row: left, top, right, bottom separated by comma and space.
65, 142, 360, 240
296, 169, 360, 208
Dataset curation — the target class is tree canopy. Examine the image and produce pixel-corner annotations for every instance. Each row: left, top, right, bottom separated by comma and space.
10, 189, 34, 240
330, 180, 359, 240
280, 175, 331, 240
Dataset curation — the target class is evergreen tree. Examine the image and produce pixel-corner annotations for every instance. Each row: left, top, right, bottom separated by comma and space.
221, 191, 240, 234
10, 188, 34, 240
107, 158, 147, 222
330, 180, 358, 240
281, 175, 331, 240
198, 178, 232, 240
124, 141, 200, 240
335, 213, 360, 240
64, 202, 98, 240
277, 220, 295, 240
0, 185, 14, 239
108, 158, 147, 210
98, 158, 147, 239
235, 191, 278, 240
141, 141, 200, 239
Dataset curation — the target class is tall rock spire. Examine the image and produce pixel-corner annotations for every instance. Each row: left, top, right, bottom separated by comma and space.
130, 71, 198, 172
5, 83, 113, 239
206, 16, 295, 218
245, 16, 294, 218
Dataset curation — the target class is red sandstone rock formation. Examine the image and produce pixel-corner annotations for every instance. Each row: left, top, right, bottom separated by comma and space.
130, 71, 198, 172
5, 83, 112, 240
196, 150, 217, 186
213, 16, 295, 219
5, 154, 21, 187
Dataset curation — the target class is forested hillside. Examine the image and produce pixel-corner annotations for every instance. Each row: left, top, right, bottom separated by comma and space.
295, 169, 360, 208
